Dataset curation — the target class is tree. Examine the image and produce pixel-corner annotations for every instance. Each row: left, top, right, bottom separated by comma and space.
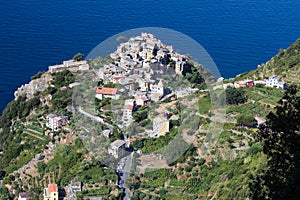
0, 186, 12, 199
37, 162, 46, 173
133, 106, 149, 123
236, 114, 257, 127
0, 170, 5, 179
73, 53, 84, 61
226, 88, 246, 105
31, 71, 44, 80
250, 85, 300, 199
52, 69, 75, 88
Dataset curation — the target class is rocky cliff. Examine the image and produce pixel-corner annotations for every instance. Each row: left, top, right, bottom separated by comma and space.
14, 73, 52, 100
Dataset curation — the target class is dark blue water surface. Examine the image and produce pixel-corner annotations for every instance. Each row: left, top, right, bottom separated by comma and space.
1, 0, 300, 112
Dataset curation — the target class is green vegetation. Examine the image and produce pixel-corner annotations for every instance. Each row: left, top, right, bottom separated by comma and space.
4, 151, 35, 174
0, 186, 12, 200
198, 94, 211, 114
236, 114, 257, 127
31, 71, 45, 80
0, 95, 41, 170
132, 146, 267, 199
226, 87, 246, 105
51, 69, 76, 88
133, 106, 149, 123
116, 36, 127, 41
250, 85, 300, 199
182, 62, 206, 89
236, 39, 300, 85
103, 82, 117, 88
50, 89, 73, 111
1, 35, 300, 200
131, 128, 177, 153
73, 53, 84, 61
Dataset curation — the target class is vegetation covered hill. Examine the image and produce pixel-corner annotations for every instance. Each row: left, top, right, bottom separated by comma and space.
0, 36, 299, 200
235, 38, 300, 85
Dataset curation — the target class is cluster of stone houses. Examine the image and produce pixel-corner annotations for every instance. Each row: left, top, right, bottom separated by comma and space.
48, 60, 90, 74
98, 33, 184, 159
95, 33, 187, 101
46, 114, 68, 131
214, 75, 287, 90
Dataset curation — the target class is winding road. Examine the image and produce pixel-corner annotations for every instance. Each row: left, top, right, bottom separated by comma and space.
77, 106, 114, 131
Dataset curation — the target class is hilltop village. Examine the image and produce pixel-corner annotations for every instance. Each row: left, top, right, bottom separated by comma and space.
1, 32, 201, 199
0, 32, 296, 200
94, 33, 193, 137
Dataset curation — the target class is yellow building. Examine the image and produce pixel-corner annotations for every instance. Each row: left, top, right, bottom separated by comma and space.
44, 184, 58, 200
152, 116, 169, 138
146, 50, 153, 59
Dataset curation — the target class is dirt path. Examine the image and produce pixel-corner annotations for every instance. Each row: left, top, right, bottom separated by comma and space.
23, 130, 46, 140
231, 129, 254, 141
26, 128, 43, 135
137, 154, 170, 174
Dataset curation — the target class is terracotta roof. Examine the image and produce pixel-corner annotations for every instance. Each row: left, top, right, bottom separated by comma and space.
48, 184, 58, 193
114, 76, 122, 81
127, 105, 133, 110
130, 138, 137, 143
96, 87, 117, 95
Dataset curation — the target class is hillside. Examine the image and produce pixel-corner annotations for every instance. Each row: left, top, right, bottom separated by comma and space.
0, 34, 299, 200
234, 38, 300, 85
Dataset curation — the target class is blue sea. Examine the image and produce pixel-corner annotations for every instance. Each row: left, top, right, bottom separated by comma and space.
1, 0, 300, 112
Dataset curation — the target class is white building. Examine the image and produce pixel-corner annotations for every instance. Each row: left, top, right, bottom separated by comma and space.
150, 80, 164, 95
108, 140, 126, 159
49, 60, 88, 73
122, 99, 134, 126
266, 75, 286, 89
46, 114, 68, 131
254, 80, 267, 85
103, 129, 112, 138
95, 87, 119, 100
175, 60, 186, 74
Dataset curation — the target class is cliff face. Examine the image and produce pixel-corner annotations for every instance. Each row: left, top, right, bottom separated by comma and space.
14, 73, 52, 100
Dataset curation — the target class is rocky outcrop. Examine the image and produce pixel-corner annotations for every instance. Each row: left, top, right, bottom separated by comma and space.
14, 73, 52, 100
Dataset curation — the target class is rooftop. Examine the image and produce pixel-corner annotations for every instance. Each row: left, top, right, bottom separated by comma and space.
153, 116, 168, 124
48, 183, 58, 193
96, 87, 117, 95
19, 192, 31, 198
127, 104, 133, 110
110, 140, 126, 148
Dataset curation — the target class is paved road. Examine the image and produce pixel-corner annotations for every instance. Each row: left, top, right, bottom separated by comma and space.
77, 106, 114, 130
121, 152, 134, 200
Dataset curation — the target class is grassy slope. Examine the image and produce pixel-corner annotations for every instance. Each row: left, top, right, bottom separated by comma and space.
234, 38, 300, 85
132, 39, 300, 199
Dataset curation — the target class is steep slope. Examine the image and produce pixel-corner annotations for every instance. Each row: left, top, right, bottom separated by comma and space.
235, 38, 300, 85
